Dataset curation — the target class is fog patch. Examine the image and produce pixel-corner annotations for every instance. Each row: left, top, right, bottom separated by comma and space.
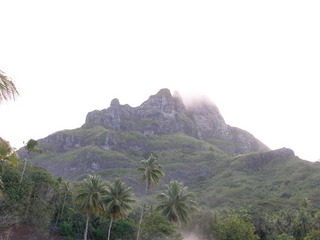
173, 90, 216, 110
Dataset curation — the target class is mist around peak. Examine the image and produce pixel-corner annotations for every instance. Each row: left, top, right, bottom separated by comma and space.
172, 90, 217, 110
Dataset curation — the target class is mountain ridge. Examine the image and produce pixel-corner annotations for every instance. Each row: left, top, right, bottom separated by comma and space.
83, 88, 268, 155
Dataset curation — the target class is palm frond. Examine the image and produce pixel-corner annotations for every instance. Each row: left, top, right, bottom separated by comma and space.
0, 70, 19, 103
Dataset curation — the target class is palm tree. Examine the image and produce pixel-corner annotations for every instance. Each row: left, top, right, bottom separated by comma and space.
138, 154, 164, 194
0, 70, 19, 103
76, 175, 108, 240
103, 178, 135, 240
20, 139, 43, 183
156, 180, 197, 226
136, 154, 164, 240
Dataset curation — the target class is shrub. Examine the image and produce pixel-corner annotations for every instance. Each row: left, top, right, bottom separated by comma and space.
215, 213, 259, 240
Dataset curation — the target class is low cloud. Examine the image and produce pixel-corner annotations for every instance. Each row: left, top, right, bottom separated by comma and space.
172, 90, 216, 110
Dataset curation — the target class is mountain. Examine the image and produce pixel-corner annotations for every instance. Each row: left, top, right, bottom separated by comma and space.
22, 88, 320, 210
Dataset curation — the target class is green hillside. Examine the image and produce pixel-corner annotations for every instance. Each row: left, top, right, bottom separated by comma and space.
24, 124, 320, 212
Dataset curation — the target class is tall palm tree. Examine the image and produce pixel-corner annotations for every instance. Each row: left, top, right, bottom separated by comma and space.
136, 154, 164, 240
20, 139, 43, 183
103, 178, 135, 240
76, 175, 108, 240
156, 180, 197, 225
0, 70, 19, 103
138, 154, 164, 194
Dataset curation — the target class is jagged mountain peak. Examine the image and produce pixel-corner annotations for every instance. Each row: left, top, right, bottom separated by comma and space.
83, 88, 268, 154
110, 98, 120, 107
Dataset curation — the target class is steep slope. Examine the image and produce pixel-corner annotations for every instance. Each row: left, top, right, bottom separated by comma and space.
21, 88, 320, 210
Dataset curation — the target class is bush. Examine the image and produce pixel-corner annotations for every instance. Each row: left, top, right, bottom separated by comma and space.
141, 212, 182, 240
304, 230, 320, 240
215, 213, 259, 240
276, 233, 294, 240
59, 221, 74, 237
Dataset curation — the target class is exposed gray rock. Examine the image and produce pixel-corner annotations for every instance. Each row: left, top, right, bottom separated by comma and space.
83, 88, 269, 154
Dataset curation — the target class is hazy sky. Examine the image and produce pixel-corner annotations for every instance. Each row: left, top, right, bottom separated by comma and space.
1, 1, 319, 161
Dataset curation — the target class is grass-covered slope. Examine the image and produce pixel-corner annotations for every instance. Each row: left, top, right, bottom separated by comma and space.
193, 148, 320, 211
26, 125, 228, 193
23, 124, 320, 212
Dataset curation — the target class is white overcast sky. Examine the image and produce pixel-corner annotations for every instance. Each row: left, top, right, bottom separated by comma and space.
0, 1, 319, 161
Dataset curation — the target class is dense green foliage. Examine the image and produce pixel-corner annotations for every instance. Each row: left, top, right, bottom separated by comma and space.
140, 211, 182, 240
304, 230, 320, 240
0, 161, 57, 231
214, 210, 259, 240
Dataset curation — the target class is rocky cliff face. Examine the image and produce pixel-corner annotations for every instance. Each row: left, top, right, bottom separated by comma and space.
83, 88, 269, 154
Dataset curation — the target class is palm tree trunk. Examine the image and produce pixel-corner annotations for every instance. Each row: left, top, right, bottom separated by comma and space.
107, 216, 113, 240
19, 159, 27, 183
55, 191, 67, 225
136, 181, 149, 240
61, 192, 67, 217
84, 214, 90, 240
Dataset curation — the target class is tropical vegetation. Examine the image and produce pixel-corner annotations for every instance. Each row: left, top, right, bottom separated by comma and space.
3, 147, 320, 240
3, 77, 320, 240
